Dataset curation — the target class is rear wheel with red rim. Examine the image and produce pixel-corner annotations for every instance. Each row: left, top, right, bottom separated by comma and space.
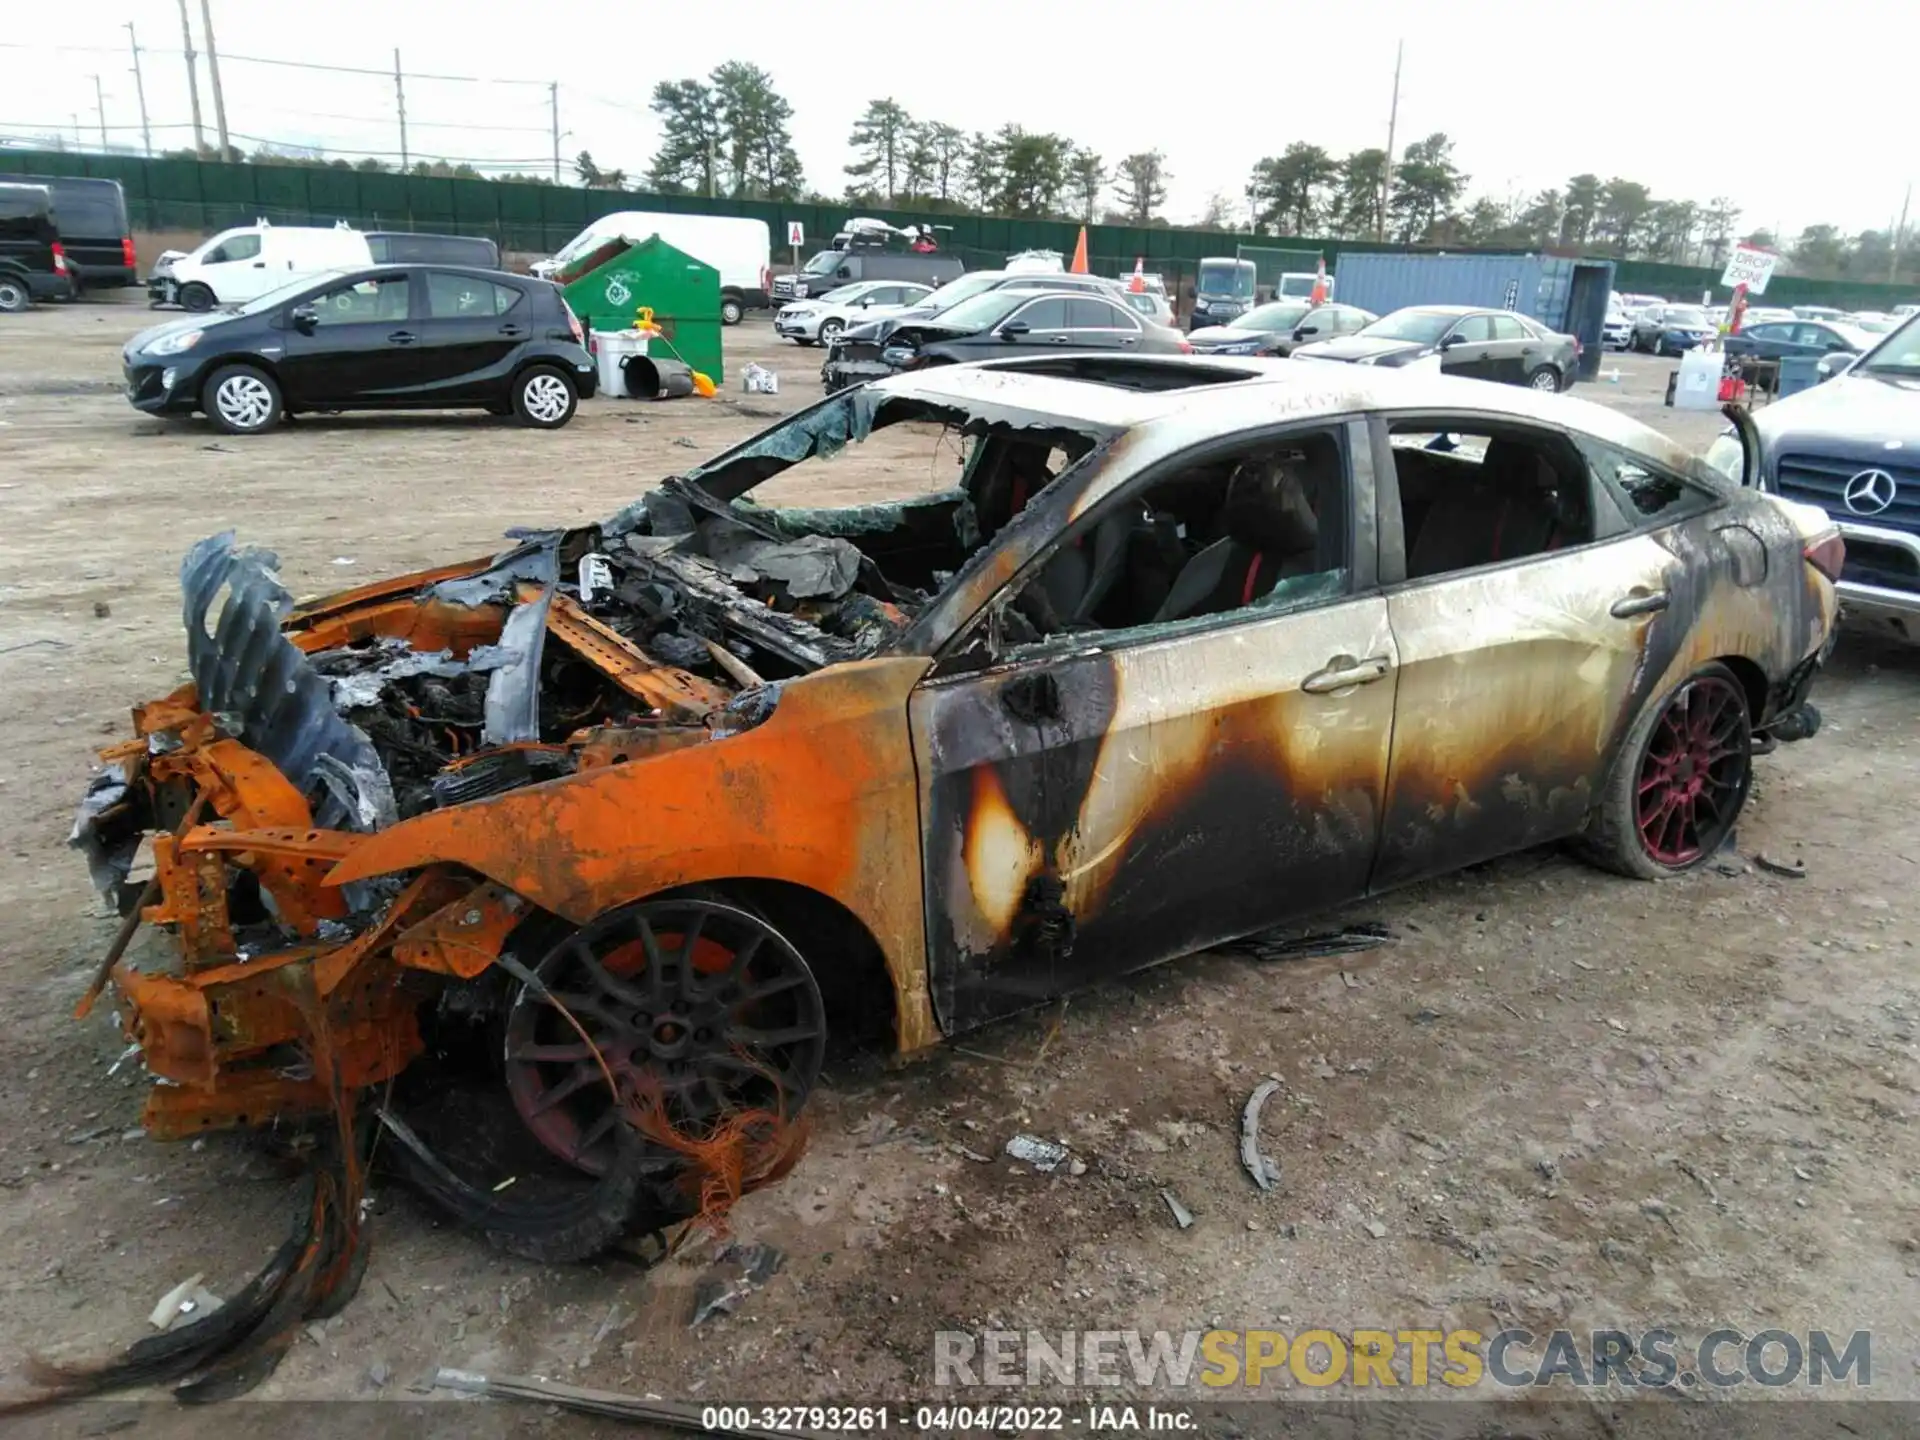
1581, 662, 1753, 879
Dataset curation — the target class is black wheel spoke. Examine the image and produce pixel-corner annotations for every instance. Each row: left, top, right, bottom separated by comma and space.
526, 1065, 600, 1117
730, 1022, 824, 1049
506, 1041, 596, 1064
738, 971, 809, 1004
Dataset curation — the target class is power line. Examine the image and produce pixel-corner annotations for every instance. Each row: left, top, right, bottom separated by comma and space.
0, 39, 551, 85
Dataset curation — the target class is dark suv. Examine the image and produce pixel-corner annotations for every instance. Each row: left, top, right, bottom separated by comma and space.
121, 264, 597, 434
13, 175, 136, 291
0, 183, 73, 311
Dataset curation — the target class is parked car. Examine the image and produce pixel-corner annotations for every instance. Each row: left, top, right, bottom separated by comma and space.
1631, 304, 1715, 355
774, 280, 932, 346
79, 352, 1838, 1260
857, 289, 1187, 382
1115, 285, 1178, 329
1712, 311, 1920, 639
1602, 309, 1634, 349
772, 246, 963, 303
1189, 256, 1258, 329
0, 181, 71, 311
824, 270, 1154, 388
11, 174, 135, 292
1273, 270, 1333, 303
1847, 311, 1898, 334
1293, 305, 1580, 391
121, 265, 596, 434
1187, 301, 1375, 357
1740, 306, 1796, 328
1723, 318, 1877, 366
1792, 305, 1847, 322
537, 211, 771, 323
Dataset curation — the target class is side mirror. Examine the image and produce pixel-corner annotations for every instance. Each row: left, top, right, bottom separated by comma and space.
289, 304, 319, 334
1818, 353, 1858, 377
1296, 325, 1320, 338
836, 266, 852, 279
998, 320, 1031, 340
1439, 333, 1466, 349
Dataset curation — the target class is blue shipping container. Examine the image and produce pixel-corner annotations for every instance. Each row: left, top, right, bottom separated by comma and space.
1330, 252, 1616, 381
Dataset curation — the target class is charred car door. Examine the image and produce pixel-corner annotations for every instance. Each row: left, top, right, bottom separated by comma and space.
910, 420, 1398, 1034
1367, 414, 1679, 888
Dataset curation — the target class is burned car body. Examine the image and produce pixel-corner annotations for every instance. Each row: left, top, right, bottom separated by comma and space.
76, 357, 1839, 1257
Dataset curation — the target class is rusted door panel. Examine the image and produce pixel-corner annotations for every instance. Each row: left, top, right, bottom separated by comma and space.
912, 599, 1399, 1035
1372, 534, 1676, 889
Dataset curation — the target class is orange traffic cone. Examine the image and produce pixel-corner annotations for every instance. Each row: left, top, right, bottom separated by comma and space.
1129, 257, 1146, 294
1308, 256, 1329, 306
1069, 227, 1089, 274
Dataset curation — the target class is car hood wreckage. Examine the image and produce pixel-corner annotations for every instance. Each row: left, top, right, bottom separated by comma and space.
42, 357, 1838, 1405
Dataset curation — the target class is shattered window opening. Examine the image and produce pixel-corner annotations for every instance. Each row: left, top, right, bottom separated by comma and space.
977, 423, 1357, 655
1387, 418, 1601, 580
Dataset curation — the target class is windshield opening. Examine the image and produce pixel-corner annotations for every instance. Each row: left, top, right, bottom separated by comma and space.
1231, 303, 1310, 333
925, 274, 1007, 312
920, 290, 1027, 332
1198, 261, 1256, 299
1362, 309, 1457, 344
1860, 315, 1920, 375
234, 271, 347, 316
1663, 307, 1709, 327
802, 250, 845, 276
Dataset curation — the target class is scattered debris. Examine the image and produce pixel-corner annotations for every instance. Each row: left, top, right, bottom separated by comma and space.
688, 1241, 786, 1329
92, 601, 111, 619
1409, 1008, 1442, 1025
1755, 853, 1808, 879
366, 1360, 392, 1390
0, 638, 69, 656
330, 557, 356, 567
1363, 1219, 1389, 1239
1239, 1079, 1283, 1192
1606, 1017, 1631, 1034
1222, 922, 1392, 963
739, 363, 780, 395
1005, 1134, 1070, 1172
1161, 1189, 1196, 1230
1339, 970, 1362, 990
431, 1368, 803, 1437
1677, 1160, 1721, 1205
146, 1275, 224, 1332
952, 1144, 992, 1164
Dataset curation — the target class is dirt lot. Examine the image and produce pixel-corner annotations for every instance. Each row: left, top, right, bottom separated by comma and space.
2, 294, 1917, 1424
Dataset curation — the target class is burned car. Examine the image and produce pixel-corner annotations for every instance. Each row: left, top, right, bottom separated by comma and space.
74, 356, 1839, 1261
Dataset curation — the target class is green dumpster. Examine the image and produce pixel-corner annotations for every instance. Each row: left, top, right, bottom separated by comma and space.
561, 235, 724, 383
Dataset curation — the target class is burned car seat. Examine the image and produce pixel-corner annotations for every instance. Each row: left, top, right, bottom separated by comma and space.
1405, 437, 1577, 578
1153, 456, 1321, 622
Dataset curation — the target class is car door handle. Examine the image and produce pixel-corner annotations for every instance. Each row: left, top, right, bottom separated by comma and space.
1001, 670, 1062, 723
387, 331, 418, 346
1610, 590, 1670, 619
499, 324, 527, 338
1301, 655, 1391, 694
251, 261, 266, 268
1049, 333, 1072, 345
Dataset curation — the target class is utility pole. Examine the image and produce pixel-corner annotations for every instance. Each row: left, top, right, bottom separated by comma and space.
706, 132, 717, 198
199, 0, 230, 160
394, 50, 409, 170
92, 75, 108, 151
1378, 39, 1403, 243
176, 0, 205, 152
126, 23, 152, 157
549, 82, 561, 183
1892, 183, 1912, 285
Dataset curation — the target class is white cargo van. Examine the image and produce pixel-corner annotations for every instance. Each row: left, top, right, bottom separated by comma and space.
157, 220, 501, 311
536, 211, 771, 324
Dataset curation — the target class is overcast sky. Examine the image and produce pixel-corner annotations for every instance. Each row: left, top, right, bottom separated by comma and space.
3, 0, 1910, 241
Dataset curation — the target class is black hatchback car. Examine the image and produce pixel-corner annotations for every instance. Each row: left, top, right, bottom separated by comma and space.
122, 264, 596, 434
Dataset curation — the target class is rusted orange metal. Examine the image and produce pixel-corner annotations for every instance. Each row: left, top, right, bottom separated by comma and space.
179, 825, 357, 934
145, 835, 236, 964
288, 596, 508, 658
328, 656, 942, 1049
392, 881, 527, 980
544, 593, 731, 719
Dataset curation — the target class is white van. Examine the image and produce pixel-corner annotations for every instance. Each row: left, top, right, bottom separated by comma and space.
536, 211, 771, 324
157, 220, 501, 311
